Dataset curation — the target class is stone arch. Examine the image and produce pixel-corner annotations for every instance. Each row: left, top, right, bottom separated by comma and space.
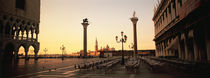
17, 45, 26, 57
30, 43, 39, 52
28, 45, 35, 55
16, 43, 29, 58
17, 43, 29, 52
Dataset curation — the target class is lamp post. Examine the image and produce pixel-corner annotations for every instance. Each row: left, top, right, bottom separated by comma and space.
43, 48, 48, 57
116, 31, 127, 65
60, 45, 65, 60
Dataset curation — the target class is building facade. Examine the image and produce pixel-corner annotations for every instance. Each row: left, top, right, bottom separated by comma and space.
0, 0, 40, 60
95, 38, 98, 56
153, 0, 210, 62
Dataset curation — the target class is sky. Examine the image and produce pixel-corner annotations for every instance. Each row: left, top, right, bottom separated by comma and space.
31, 0, 157, 54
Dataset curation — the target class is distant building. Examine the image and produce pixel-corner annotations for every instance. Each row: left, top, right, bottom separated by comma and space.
99, 50, 155, 57
0, 0, 40, 60
95, 38, 98, 56
153, 0, 210, 62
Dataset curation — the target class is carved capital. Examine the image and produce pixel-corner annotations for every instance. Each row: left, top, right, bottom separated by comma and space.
82, 23, 89, 29
130, 17, 138, 24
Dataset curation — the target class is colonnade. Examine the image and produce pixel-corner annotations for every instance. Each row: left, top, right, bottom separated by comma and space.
156, 27, 210, 62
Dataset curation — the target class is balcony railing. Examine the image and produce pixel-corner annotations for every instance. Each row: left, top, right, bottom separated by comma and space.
0, 34, 37, 42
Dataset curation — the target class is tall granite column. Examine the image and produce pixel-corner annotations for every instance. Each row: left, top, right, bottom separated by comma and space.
130, 12, 138, 57
81, 18, 89, 57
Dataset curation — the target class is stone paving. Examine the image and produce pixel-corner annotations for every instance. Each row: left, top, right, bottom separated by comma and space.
15, 60, 204, 78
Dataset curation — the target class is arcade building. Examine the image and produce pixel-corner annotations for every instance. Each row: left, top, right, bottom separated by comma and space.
153, 0, 210, 62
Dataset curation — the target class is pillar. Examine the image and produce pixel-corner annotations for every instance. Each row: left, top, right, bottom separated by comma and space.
34, 50, 38, 60
16, 30, 19, 40
165, 40, 169, 56
31, 31, 34, 41
36, 33, 38, 41
184, 33, 189, 61
160, 43, 162, 56
26, 31, 29, 41
81, 20, 89, 57
155, 45, 158, 57
130, 13, 138, 57
178, 34, 182, 59
25, 48, 29, 60
192, 29, 199, 61
162, 42, 165, 56
205, 22, 210, 62
21, 30, 24, 40
9, 24, 12, 36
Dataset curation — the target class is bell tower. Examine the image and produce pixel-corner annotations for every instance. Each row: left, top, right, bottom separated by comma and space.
95, 38, 98, 56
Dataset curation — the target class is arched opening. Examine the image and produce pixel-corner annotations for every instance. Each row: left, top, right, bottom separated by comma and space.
23, 30, 27, 39
13, 30, 17, 39
28, 30, 31, 39
19, 31, 23, 40
28, 46, 35, 57
4, 42, 15, 60
18, 46, 25, 58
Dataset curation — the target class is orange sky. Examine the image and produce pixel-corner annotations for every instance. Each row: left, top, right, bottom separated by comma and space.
26, 0, 158, 54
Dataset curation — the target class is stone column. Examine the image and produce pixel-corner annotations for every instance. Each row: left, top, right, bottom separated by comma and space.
160, 43, 162, 56
161, 43, 163, 56
35, 27, 39, 42
130, 13, 138, 57
26, 31, 29, 41
155, 46, 158, 57
81, 20, 89, 57
21, 30, 24, 40
34, 50, 38, 60
178, 35, 182, 59
184, 33, 189, 61
36, 33, 38, 41
31, 31, 34, 41
204, 23, 210, 62
162, 42, 165, 56
25, 48, 29, 60
165, 41, 168, 56
16, 30, 19, 40
9, 24, 12, 36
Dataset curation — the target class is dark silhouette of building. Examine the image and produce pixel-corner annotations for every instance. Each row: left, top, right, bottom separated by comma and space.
0, 0, 40, 60
99, 50, 155, 58
153, 0, 210, 62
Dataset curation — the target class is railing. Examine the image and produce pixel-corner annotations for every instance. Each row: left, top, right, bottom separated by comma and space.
0, 34, 37, 42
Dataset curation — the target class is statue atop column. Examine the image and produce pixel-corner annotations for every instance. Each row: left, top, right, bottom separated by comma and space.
130, 11, 138, 57
83, 18, 88, 23
133, 11, 136, 17
81, 18, 89, 57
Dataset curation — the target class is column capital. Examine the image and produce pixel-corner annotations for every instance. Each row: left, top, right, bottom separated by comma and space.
81, 23, 89, 29
130, 17, 138, 24
25, 48, 29, 53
